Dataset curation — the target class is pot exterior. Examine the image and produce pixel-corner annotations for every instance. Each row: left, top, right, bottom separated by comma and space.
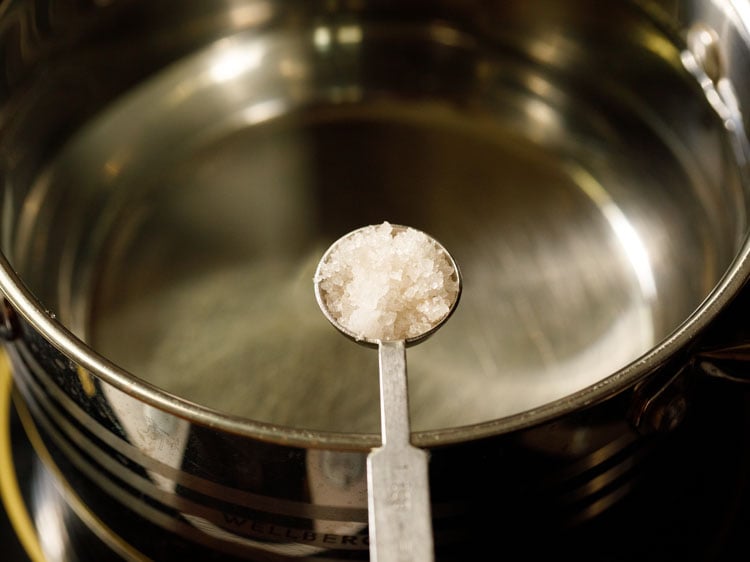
5, 311, 690, 560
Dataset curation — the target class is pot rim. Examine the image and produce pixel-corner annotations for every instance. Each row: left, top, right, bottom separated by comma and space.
2, 232, 750, 450
3, 0, 750, 450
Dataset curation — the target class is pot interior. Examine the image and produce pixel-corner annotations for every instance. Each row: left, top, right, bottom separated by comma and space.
5, 0, 748, 433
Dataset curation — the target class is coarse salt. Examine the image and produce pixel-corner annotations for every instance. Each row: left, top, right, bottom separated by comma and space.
315, 222, 459, 341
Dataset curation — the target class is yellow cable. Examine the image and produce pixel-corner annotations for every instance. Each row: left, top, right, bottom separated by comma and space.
0, 349, 46, 562
14, 389, 150, 561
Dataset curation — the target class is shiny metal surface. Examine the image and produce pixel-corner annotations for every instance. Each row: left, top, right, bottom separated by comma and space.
314, 225, 461, 562
0, 0, 750, 560
6, 0, 746, 436
369, 341, 433, 562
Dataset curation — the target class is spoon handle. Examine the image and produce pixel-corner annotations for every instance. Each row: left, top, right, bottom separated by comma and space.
367, 341, 434, 562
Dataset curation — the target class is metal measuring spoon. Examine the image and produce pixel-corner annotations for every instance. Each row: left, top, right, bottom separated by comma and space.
314, 223, 462, 562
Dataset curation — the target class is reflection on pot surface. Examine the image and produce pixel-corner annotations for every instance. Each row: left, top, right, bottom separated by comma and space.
10, 0, 746, 433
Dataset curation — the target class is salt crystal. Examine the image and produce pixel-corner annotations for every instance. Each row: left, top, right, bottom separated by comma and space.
315, 222, 459, 341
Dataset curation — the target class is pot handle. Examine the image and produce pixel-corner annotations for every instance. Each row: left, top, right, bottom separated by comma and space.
0, 298, 18, 341
694, 284, 750, 385
695, 344, 750, 384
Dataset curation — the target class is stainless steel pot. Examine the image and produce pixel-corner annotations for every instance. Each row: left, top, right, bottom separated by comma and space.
1, 0, 750, 559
